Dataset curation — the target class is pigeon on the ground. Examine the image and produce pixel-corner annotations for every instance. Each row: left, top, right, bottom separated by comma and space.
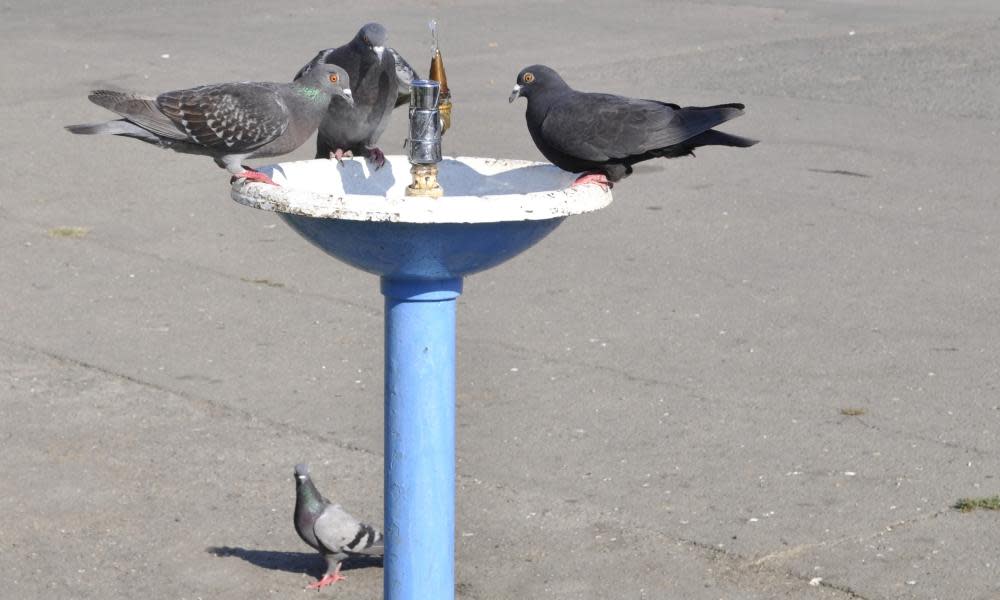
295, 22, 416, 169
66, 64, 353, 185
509, 64, 757, 188
293, 464, 383, 589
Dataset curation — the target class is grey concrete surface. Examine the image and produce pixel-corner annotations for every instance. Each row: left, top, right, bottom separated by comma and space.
2, 1, 998, 598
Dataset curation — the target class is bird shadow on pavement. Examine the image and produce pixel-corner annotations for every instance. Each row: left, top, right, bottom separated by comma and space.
206, 546, 382, 577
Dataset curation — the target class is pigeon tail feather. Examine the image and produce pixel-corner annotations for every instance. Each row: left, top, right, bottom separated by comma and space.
679, 102, 745, 115
87, 90, 150, 110
686, 129, 759, 148
65, 122, 108, 135
87, 90, 188, 140
65, 119, 165, 144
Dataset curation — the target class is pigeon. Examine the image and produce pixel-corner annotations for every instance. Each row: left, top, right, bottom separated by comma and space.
295, 22, 417, 169
293, 464, 383, 589
66, 64, 353, 185
509, 64, 757, 188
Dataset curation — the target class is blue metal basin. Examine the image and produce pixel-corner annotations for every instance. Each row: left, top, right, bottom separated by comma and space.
231, 155, 611, 280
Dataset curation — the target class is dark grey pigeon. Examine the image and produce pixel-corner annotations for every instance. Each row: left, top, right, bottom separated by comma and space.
509, 64, 757, 188
66, 64, 353, 185
293, 464, 383, 589
295, 23, 416, 168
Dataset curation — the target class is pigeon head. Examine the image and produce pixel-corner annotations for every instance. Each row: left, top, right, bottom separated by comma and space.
509, 65, 568, 103
298, 63, 354, 107
355, 22, 388, 61
294, 464, 327, 510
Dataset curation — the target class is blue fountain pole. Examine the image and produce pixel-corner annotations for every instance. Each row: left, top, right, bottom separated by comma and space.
382, 276, 461, 600
381, 79, 455, 600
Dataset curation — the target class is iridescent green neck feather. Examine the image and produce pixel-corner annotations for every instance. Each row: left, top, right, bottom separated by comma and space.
298, 478, 326, 512
295, 85, 326, 103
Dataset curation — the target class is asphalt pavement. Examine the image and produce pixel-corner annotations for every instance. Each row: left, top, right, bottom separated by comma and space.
1, 1, 998, 598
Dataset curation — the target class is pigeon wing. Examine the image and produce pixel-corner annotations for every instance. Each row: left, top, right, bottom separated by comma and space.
156, 83, 289, 152
388, 47, 416, 108
313, 504, 384, 557
294, 49, 338, 81
541, 92, 745, 161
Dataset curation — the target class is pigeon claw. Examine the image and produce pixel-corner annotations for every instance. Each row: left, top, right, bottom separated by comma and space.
366, 147, 386, 170
232, 170, 277, 186
572, 172, 613, 191
330, 148, 354, 166
306, 570, 346, 590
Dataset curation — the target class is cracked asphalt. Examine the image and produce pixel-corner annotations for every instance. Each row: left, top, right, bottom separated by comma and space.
2, 1, 998, 598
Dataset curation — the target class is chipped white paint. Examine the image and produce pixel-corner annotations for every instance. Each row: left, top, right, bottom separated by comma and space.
230, 155, 612, 223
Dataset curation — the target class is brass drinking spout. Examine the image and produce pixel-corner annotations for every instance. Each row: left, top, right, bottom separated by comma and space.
429, 49, 451, 134
428, 19, 452, 134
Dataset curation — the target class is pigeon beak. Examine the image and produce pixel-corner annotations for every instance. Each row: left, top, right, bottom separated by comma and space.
509, 84, 523, 103
342, 89, 355, 107
373, 46, 385, 61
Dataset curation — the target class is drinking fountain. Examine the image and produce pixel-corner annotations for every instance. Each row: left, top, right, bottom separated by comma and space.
231, 73, 612, 600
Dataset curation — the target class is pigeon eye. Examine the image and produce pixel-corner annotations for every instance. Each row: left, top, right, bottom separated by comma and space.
364, 36, 370, 45
329, 73, 339, 83
523, 72, 535, 84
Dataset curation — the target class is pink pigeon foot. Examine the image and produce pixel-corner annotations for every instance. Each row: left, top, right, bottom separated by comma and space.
306, 569, 346, 590
572, 172, 613, 190
231, 170, 277, 186
366, 147, 386, 170
330, 148, 354, 165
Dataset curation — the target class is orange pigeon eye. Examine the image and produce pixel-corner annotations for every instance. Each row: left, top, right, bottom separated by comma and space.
523, 72, 535, 84
329, 73, 339, 83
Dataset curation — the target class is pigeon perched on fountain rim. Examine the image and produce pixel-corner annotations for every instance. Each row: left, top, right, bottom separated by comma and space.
65, 64, 353, 185
293, 463, 384, 589
509, 64, 758, 187
295, 22, 417, 169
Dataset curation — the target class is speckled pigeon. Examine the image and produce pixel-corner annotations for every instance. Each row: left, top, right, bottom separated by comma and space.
295, 22, 416, 169
293, 464, 383, 589
66, 64, 353, 185
509, 64, 757, 188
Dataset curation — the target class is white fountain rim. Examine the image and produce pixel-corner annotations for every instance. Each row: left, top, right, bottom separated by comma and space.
230, 155, 613, 224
